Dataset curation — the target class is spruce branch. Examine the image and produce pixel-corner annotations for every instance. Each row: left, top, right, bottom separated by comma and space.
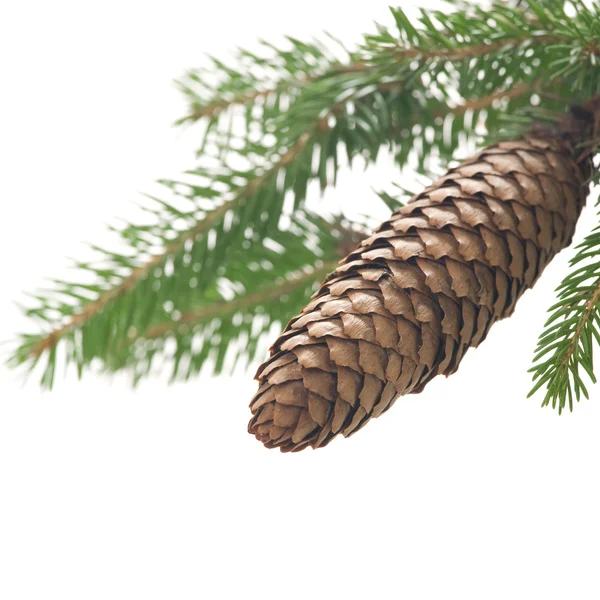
140, 261, 338, 342
18, 72, 412, 370
454, 82, 535, 114
12, 79, 411, 386
182, 87, 277, 123
20, 78, 532, 372
179, 37, 544, 124
179, 63, 373, 124
178, 2, 600, 158
529, 212, 600, 413
100, 213, 364, 383
9, 0, 600, 393
21, 130, 319, 364
26, 202, 228, 362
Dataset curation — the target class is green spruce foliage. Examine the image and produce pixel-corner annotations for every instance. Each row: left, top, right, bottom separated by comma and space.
9, 1, 600, 410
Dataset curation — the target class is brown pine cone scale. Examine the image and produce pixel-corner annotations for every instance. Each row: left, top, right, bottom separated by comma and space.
249, 108, 598, 452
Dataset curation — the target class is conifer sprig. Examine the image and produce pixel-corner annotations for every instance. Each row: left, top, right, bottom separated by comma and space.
8, 0, 600, 404
529, 207, 600, 412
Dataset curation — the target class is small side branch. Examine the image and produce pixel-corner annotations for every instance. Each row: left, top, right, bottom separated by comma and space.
138, 262, 337, 341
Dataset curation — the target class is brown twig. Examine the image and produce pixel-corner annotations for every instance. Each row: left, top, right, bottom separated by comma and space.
451, 81, 534, 114
181, 34, 560, 125
389, 35, 560, 62
184, 88, 274, 121
559, 280, 600, 374
182, 62, 374, 123
29, 130, 321, 360
140, 262, 338, 341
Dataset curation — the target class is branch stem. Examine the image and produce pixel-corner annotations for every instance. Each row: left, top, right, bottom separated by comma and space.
389, 35, 560, 61
182, 34, 561, 124
560, 280, 600, 373
139, 262, 338, 341
29, 124, 325, 360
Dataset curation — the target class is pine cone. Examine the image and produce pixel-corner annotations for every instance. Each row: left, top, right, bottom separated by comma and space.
249, 104, 599, 452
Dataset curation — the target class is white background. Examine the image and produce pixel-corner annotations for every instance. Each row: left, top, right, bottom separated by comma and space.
1, 1, 600, 599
